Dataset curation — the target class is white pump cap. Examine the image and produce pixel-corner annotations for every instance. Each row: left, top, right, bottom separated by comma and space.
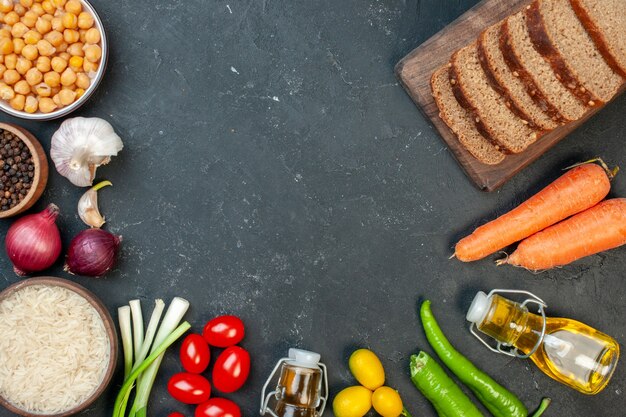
466, 291, 491, 324
288, 348, 321, 369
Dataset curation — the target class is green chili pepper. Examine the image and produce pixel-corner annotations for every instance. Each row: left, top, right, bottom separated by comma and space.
410, 352, 483, 417
420, 300, 528, 417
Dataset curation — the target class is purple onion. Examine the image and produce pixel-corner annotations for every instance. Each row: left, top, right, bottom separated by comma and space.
64, 228, 122, 277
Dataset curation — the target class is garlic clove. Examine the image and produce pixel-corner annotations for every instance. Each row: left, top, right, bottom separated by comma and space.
51, 117, 123, 187
78, 180, 111, 228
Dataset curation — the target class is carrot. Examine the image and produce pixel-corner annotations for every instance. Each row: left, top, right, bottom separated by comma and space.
455, 161, 614, 262
499, 199, 626, 270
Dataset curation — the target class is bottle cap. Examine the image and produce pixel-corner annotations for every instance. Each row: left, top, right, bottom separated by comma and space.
288, 348, 321, 369
466, 291, 490, 324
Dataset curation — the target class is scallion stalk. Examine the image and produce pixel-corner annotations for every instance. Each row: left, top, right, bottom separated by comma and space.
112, 321, 191, 417
118, 306, 133, 380
129, 300, 144, 359
129, 297, 190, 416
131, 299, 165, 373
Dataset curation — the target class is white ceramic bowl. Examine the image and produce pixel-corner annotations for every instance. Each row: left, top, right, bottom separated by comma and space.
0, 0, 108, 121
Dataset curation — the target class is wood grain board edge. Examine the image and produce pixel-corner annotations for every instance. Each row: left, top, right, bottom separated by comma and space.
394, 0, 624, 191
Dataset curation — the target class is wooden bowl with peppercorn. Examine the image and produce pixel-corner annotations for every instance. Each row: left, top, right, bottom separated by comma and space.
0, 123, 48, 219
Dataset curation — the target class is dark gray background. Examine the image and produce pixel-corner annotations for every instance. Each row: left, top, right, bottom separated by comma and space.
0, 0, 624, 416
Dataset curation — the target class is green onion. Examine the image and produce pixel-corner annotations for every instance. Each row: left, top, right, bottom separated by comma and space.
113, 297, 190, 417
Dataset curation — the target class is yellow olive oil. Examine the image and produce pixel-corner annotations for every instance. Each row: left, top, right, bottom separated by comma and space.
471, 294, 619, 395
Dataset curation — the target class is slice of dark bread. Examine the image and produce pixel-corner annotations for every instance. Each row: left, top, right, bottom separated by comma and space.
479, 22, 559, 131
527, 0, 622, 105
570, 0, 626, 78
502, 11, 588, 122
431, 65, 505, 165
451, 43, 539, 154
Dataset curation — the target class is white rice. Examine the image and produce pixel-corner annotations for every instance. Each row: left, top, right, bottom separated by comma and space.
0, 284, 110, 414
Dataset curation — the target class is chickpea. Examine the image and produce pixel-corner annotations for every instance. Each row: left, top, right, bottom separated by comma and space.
20, 0, 34, 7
13, 4, 25, 17
36, 39, 55, 56
0, 83, 15, 100
10, 94, 26, 110
11, 22, 29, 38
50, 56, 66, 72
64, 0, 80, 14
0, 64, 5, 78
4, 53, 17, 69
58, 51, 69, 61
13, 38, 25, 54
60, 66, 74, 85
24, 95, 38, 113
38, 96, 56, 113
25, 67, 43, 85
44, 30, 63, 46
82, 58, 97, 73
84, 44, 100, 62
74, 87, 84, 98
15, 57, 32, 74
36, 55, 50, 72
68, 55, 82, 70
61, 12, 76, 29
4, 11, 19, 25
42, 13, 54, 21
35, 16, 52, 33
52, 0, 66, 7
51, 16, 63, 31
41, 1, 55, 14
77, 11, 92, 29
56, 41, 67, 52
43, 70, 59, 87
63, 28, 78, 43
35, 82, 51, 96
21, 44, 38, 60
30, 3, 44, 17
14, 79, 30, 94
3, 69, 20, 85
58, 87, 74, 104
0, 0, 13, 13
0, 28, 11, 38
23, 30, 43, 45
84, 27, 99, 44
66, 41, 82, 56
75, 71, 89, 88
21, 10, 38, 27
0, 37, 13, 54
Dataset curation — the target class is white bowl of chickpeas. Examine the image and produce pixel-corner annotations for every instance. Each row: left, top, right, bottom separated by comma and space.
0, 0, 107, 120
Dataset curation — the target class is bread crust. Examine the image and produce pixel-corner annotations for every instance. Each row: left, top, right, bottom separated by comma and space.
569, 0, 626, 78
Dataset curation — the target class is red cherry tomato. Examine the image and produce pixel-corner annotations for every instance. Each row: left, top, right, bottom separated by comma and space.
169, 413, 185, 417
195, 398, 241, 417
202, 315, 245, 347
212, 346, 250, 393
180, 334, 211, 374
167, 372, 212, 404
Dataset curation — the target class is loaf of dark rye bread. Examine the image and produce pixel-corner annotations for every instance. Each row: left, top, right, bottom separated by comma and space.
570, 0, 626, 78
431, 65, 505, 165
527, 0, 623, 104
451, 43, 539, 154
478, 22, 559, 131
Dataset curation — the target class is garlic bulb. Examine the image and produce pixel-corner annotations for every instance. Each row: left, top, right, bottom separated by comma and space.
51, 117, 123, 187
78, 180, 111, 228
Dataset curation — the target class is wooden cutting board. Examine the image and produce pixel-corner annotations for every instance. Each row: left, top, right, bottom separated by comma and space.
395, 0, 625, 191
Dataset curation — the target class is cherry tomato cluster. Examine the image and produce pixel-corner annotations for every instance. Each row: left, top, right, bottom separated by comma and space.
167, 315, 250, 417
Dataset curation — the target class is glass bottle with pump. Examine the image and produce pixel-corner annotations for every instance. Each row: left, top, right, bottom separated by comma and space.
466, 289, 619, 395
260, 349, 328, 417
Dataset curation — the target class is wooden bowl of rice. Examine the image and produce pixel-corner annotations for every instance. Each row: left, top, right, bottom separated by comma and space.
0, 277, 117, 417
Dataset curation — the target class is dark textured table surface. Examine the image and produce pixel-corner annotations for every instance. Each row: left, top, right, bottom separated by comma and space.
0, 0, 624, 416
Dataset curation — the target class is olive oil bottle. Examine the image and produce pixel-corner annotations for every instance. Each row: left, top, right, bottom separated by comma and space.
466, 290, 619, 395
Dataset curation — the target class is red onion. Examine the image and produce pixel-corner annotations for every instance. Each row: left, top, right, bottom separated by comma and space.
5, 204, 63, 276
64, 229, 122, 277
